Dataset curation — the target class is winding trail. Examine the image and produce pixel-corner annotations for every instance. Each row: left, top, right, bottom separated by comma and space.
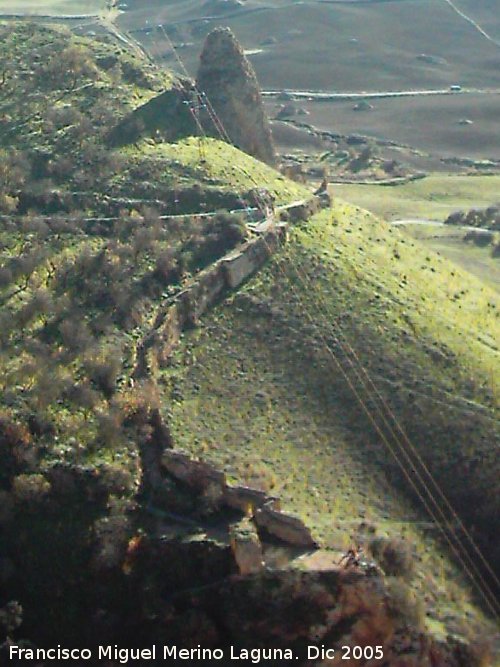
391, 219, 493, 234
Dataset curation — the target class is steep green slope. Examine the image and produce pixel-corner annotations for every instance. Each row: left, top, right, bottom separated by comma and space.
0, 22, 307, 490
0, 22, 314, 647
163, 202, 499, 643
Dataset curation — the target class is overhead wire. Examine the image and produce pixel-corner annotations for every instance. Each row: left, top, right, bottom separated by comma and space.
154, 22, 500, 618
157, 22, 500, 602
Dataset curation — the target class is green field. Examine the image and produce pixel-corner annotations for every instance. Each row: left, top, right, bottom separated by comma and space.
332, 175, 500, 290
0, 0, 105, 15
332, 174, 500, 221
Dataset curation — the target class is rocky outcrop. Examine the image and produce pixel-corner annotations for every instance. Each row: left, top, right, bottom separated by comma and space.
161, 450, 226, 494
254, 504, 318, 548
224, 484, 280, 513
196, 27, 276, 164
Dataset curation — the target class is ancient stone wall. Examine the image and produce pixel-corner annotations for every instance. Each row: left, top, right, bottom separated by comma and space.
161, 449, 318, 550
132, 196, 326, 381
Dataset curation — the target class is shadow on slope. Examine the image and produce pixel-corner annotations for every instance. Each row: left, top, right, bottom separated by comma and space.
164, 202, 499, 640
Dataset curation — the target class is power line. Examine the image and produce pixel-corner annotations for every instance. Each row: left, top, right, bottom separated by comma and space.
154, 21, 500, 619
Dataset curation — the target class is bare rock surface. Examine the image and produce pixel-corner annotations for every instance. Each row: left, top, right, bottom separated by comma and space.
197, 27, 276, 165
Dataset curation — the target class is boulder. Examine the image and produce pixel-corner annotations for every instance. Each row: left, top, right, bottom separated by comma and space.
254, 503, 318, 548
161, 450, 226, 493
224, 483, 280, 513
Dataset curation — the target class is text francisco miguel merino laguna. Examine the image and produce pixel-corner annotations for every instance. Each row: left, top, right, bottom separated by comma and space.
8, 644, 384, 663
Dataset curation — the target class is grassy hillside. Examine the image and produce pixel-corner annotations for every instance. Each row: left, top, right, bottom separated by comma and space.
1, 17, 498, 659
0, 22, 306, 467
0, 21, 315, 645
121, 137, 308, 207
162, 202, 499, 643
332, 176, 500, 291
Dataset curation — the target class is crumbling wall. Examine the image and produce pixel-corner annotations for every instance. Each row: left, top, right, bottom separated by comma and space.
133, 196, 327, 379
161, 449, 318, 550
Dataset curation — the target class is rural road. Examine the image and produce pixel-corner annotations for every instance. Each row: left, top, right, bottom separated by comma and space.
262, 88, 500, 101
391, 219, 493, 234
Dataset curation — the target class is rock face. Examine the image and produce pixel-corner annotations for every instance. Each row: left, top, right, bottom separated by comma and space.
230, 519, 264, 575
254, 504, 318, 548
196, 27, 276, 165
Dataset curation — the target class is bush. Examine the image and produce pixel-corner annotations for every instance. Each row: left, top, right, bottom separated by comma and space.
185, 210, 247, 271
369, 536, 415, 579
84, 351, 122, 398
384, 577, 424, 630
12, 473, 51, 505
0, 416, 36, 486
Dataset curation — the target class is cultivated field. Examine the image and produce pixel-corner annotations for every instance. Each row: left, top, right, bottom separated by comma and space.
120, 0, 500, 92
116, 0, 500, 164
269, 94, 500, 160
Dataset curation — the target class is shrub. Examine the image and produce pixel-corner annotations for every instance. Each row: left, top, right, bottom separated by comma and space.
384, 577, 424, 630
0, 416, 35, 486
0, 266, 13, 288
369, 536, 415, 579
0, 601, 23, 634
185, 210, 247, 271
84, 350, 122, 398
12, 473, 51, 505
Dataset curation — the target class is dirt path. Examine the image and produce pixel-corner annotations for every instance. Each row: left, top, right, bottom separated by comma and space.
442, 0, 500, 49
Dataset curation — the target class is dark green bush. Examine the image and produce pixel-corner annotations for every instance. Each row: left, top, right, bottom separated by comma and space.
369, 536, 415, 579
